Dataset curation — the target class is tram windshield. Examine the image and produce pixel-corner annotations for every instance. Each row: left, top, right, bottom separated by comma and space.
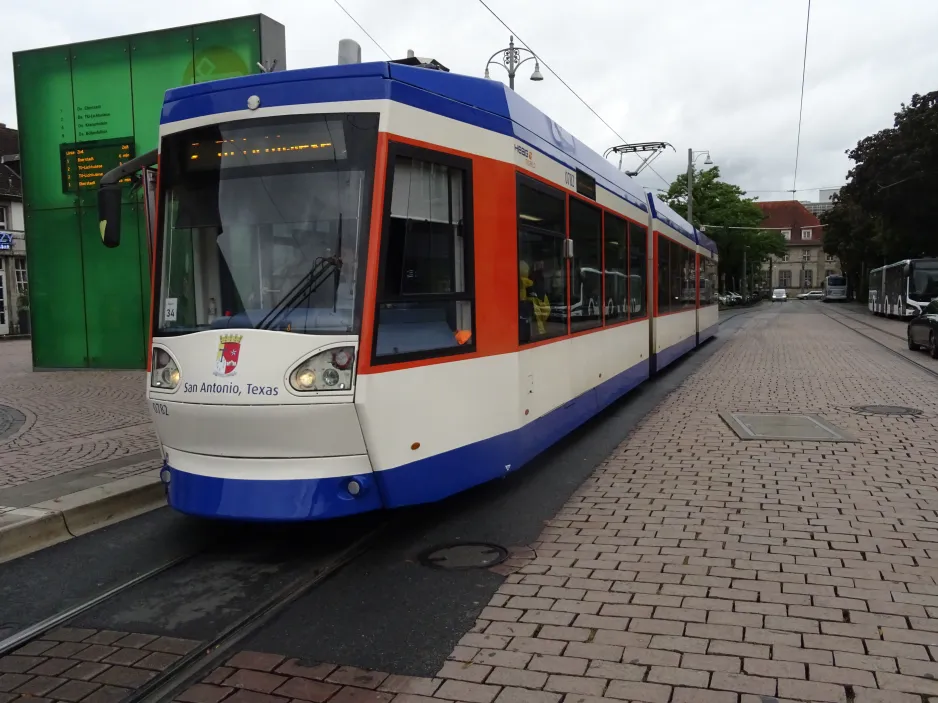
826, 275, 846, 287
155, 112, 379, 336
910, 261, 938, 302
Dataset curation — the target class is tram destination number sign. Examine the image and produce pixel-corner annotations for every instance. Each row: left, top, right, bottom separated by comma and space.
60, 138, 135, 193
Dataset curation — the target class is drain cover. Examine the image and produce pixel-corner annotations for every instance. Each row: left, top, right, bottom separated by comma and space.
720, 412, 855, 442
852, 405, 922, 416
418, 542, 509, 570
0, 405, 26, 441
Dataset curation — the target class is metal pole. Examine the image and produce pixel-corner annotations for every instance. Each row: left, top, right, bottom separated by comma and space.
742, 248, 747, 299
686, 148, 694, 225
508, 36, 516, 90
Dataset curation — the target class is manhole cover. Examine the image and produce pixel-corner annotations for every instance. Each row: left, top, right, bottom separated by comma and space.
0, 405, 26, 441
418, 542, 509, 570
851, 405, 922, 416
720, 412, 855, 442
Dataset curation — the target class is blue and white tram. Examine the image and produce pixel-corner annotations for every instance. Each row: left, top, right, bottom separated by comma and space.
822, 274, 847, 302
96, 45, 720, 521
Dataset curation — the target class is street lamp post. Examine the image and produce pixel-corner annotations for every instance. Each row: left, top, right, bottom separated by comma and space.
484, 36, 543, 90
686, 148, 713, 226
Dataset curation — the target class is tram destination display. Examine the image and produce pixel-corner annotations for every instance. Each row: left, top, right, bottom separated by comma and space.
60, 138, 135, 193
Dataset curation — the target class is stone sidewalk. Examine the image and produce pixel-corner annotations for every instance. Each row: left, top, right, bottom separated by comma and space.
189, 307, 938, 703
0, 340, 162, 562
0, 340, 158, 494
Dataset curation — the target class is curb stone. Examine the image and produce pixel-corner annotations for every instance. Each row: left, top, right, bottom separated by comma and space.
0, 470, 165, 563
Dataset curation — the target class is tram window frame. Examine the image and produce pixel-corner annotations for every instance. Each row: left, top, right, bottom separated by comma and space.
603, 212, 629, 324
517, 174, 569, 345
657, 234, 671, 315
569, 196, 603, 333
629, 222, 647, 318
372, 142, 476, 365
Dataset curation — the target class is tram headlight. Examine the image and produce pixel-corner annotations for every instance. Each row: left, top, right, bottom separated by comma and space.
289, 347, 355, 392
151, 348, 181, 390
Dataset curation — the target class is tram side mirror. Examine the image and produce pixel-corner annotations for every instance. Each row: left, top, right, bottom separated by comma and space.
98, 184, 122, 248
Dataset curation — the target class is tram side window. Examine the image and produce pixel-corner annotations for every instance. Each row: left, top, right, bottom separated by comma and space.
669, 241, 686, 311
684, 246, 697, 310
604, 213, 628, 323
374, 150, 474, 361
569, 198, 602, 332
629, 223, 646, 317
657, 236, 671, 315
518, 177, 568, 344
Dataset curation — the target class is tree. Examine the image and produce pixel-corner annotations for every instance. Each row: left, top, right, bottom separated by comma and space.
820, 193, 881, 302
660, 166, 786, 292
820, 90, 938, 301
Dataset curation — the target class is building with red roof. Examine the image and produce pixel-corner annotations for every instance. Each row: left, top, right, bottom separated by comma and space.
757, 200, 841, 293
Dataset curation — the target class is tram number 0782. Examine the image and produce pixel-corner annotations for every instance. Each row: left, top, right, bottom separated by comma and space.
152, 402, 170, 416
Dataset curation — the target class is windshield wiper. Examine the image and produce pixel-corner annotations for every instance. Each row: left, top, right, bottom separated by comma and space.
257, 256, 342, 330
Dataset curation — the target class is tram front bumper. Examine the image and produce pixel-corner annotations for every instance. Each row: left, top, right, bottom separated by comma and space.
151, 400, 381, 520
161, 448, 382, 521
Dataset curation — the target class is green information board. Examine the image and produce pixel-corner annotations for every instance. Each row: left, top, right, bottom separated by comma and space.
13, 15, 286, 369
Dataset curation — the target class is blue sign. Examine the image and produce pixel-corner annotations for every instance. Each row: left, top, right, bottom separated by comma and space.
0, 232, 12, 251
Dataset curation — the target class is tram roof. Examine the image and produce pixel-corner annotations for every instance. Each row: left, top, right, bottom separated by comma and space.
161, 60, 653, 213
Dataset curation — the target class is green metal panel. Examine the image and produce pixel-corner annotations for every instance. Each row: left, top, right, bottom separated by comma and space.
71, 39, 135, 210
13, 47, 77, 212
130, 28, 195, 154
24, 209, 87, 368
79, 203, 147, 368
192, 17, 261, 83
14, 15, 284, 369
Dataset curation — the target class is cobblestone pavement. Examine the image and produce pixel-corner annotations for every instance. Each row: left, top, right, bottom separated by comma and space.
7, 307, 938, 703
0, 341, 157, 489
0, 627, 199, 703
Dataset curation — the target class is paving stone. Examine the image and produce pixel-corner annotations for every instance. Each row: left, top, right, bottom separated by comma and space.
62, 662, 111, 681
272, 677, 340, 702
84, 685, 134, 703
93, 664, 156, 688
327, 667, 389, 690
275, 660, 337, 680
225, 669, 288, 694
227, 652, 286, 673
14, 674, 67, 696
137, 651, 182, 671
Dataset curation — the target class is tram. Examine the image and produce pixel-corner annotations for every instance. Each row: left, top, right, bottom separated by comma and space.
97, 42, 719, 521
822, 274, 847, 302
869, 259, 938, 317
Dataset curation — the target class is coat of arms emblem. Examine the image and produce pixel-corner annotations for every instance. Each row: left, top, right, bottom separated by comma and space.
213, 334, 243, 377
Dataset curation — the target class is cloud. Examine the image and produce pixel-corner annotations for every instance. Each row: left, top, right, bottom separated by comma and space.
2, 0, 937, 201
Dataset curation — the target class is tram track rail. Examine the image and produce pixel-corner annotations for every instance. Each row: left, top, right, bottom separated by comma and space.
126, 521, 388, 703
0, 550, 200, 657
1, 515, 389, 703
819, 306, 938, 382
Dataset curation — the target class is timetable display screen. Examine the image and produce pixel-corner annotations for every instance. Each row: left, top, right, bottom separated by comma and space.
60, 138, 135, 193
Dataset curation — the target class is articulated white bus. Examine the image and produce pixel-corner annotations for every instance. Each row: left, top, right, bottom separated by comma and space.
869, 259, 938, 317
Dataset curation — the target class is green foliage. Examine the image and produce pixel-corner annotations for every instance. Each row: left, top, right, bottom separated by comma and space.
822, 90, 938, 300
660, 165, 785, 291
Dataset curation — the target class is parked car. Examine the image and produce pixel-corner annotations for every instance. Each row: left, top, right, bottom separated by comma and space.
907, 299, 938, 358
772, 289, 787, 302
797, 290, 824, 300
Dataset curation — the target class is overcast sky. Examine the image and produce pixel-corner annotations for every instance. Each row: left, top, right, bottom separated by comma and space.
3, 0, 937, 203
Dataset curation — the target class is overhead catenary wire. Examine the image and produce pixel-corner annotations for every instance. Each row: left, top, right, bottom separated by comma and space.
475, 0, 672, 188
332, 0, 392, 60
791, 0, 811, 198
